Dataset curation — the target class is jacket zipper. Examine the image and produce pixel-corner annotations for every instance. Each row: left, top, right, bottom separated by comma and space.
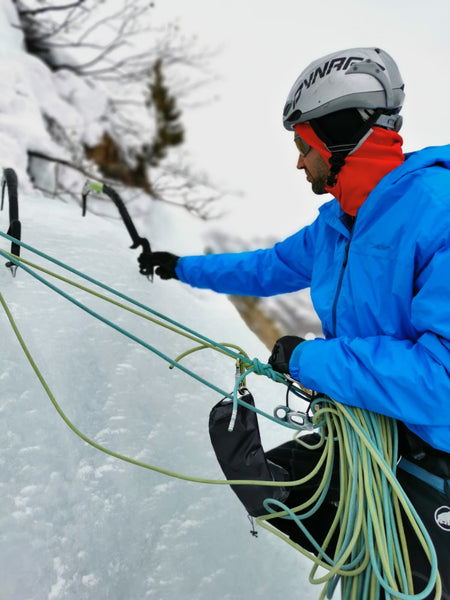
331, 229, 353, 337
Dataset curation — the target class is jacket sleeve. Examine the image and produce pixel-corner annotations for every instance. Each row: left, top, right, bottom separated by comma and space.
290, 240, 450, 442
175, 219, 321, 297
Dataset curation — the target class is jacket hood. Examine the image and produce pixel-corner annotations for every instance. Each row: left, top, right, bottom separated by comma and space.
294, 122, 405, 216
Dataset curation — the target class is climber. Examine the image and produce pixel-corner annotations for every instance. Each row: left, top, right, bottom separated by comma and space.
139, 47, 450, 598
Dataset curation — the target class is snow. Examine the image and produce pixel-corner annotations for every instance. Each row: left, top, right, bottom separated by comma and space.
0, 2, 323, 598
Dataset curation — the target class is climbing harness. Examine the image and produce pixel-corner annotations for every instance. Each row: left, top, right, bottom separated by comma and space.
398, 458, 450, 496
0, 204, 443, 598
1, 168, 21, 276
82, 180, 153, 278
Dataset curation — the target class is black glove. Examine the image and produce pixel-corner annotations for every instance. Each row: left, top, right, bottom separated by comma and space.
268, 335, 305, 374
138, 251, 180, 280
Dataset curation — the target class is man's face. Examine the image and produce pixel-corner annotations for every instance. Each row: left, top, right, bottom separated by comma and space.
295, 136, 329, 194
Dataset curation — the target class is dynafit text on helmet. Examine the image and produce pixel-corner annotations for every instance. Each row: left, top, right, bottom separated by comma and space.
143, 47, 450, 600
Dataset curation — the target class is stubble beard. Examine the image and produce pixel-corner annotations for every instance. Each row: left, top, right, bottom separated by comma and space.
311, 173, 329, 195
304, 153, 331, 195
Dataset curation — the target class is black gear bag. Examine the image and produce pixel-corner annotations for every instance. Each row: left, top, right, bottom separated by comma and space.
209, 391, 289, 517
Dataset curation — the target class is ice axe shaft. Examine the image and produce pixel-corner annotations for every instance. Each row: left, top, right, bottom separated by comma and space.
82, 180, 153, 279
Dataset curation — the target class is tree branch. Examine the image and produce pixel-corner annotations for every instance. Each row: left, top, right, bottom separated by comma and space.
28, 150, 101, 181
17, 1, 87, 16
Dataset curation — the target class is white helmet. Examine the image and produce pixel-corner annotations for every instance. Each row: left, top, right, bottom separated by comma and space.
283, 47, 404, 132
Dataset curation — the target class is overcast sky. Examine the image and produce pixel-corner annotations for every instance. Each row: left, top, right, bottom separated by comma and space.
154, 0, 450, 240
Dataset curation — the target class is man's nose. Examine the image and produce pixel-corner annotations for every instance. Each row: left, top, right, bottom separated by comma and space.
297, 154, 306, 170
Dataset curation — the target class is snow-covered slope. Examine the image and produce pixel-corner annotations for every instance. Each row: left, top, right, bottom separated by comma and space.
0, 192, 319, 600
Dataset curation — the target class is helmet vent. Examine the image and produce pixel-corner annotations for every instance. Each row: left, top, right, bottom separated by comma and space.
287, 109, 302, 122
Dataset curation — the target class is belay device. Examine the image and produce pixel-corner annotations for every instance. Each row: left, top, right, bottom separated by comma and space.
82, 180, 153, 278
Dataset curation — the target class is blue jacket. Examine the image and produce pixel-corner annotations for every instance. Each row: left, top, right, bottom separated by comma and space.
176, 146, 450, 453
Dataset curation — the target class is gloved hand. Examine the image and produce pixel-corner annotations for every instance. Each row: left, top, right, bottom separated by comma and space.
138, 251, 180, 280
268, 335, 305, 374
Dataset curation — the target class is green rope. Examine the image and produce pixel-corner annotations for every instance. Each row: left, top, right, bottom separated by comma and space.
0, 288, 307, 487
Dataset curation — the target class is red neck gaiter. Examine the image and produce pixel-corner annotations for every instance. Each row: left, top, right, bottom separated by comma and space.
294, 122, 405, 216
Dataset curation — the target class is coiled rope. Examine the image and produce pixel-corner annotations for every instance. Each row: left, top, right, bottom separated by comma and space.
258, 399, 441, 599
0, 232, 441, 599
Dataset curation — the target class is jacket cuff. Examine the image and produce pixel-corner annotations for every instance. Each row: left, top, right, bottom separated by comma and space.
289, 340, 312, 381
289, 338, 328, 386
175, 257, 186, 282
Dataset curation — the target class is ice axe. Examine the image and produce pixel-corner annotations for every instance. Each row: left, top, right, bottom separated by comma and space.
82, 180, 153, 280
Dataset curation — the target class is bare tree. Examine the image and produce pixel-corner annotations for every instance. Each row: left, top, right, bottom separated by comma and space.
12, 0, 221, 219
